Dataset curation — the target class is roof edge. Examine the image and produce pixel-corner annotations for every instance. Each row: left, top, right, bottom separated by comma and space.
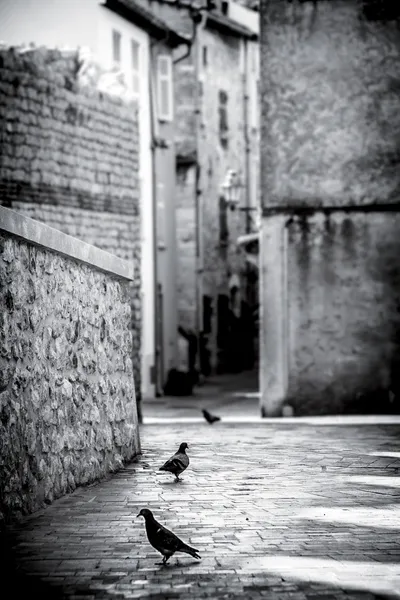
205, 11, 258, 40
103, 0, 191, 47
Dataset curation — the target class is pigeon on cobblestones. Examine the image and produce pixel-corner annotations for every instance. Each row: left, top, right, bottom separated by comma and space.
202, 409, 221, 424
137, 508, 201, 564
159, 442, 189, 481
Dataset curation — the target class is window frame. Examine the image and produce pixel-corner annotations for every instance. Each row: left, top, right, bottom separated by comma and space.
112, 29, 122, 69
156, 54, 174, 122
130, 37, 141, 100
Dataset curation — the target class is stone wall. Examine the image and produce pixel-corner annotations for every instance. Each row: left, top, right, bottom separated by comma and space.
0, 208, 140, 522
0, 46, 142, 400
259, 0, 400, 416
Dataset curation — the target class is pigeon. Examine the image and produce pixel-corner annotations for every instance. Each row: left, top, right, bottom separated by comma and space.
202, 409, 221, 424
137, 508, 201, 565
159, 442, 189, 482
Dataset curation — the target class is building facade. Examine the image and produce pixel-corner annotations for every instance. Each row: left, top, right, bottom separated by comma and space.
137, 0, 260, 376
0, 0, 188, 404
259, 0, 400, 415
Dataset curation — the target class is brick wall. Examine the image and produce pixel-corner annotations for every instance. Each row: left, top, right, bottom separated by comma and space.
259, 0, 400, 415
0, 47, 142, 398
0, 215, 140, 522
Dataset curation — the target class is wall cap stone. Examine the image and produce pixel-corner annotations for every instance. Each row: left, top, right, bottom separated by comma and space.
0, 206, 134, 281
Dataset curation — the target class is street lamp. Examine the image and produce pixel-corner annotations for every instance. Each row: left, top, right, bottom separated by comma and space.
221, 169, 242, 211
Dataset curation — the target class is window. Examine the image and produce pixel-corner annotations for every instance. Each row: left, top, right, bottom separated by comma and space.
239, 40, 245, 75
112, 29, 121, 68
131, 39, 140, 97
157, 55, 173, 121
218, 90, 229, 149
219, 195, 228, 245
202, 45, 208, 67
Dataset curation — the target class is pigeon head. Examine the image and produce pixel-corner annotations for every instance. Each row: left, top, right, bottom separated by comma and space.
137, 508, 154, 519
178, 442, 189, 452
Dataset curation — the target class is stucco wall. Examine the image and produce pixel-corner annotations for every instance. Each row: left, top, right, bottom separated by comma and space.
176, 164, 197, 333
287, 211, 400, 414
138, 1, 259, 372
259, 0, 400, 416
0, 211, 140, 522
0, 46, 142, 401
260, 0, 400, 208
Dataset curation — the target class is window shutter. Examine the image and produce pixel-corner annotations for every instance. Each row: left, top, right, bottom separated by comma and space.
157, 55, 173, 121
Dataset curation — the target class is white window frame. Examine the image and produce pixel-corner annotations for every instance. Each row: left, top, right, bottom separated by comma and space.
112, 28, 122, 70
156, 54, 173, 122
130, 37, 141, 100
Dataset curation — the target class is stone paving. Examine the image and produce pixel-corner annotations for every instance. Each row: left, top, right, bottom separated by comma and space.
2, 419, 400, 600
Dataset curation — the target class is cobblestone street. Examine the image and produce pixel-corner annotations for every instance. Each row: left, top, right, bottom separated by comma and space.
3, 418, 400, 599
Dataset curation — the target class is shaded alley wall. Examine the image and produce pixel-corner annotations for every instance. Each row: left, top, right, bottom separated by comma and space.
0, 210, 140, 522
259, 0, 400, 415
0, 46, 142, 399
287, 211, 400, 414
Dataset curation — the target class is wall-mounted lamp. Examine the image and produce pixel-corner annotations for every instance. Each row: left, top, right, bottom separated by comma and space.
220, 169, 243, 211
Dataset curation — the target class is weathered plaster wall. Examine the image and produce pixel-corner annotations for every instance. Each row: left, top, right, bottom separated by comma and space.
287, 211, 400, 414
140, 2, 259, 372
0, 46, 142, 400
0, 223, 139, 522
197, 27, 251, 369
260, 0, 400, 207
176, 164, 197, 333
259, 0, 400, 415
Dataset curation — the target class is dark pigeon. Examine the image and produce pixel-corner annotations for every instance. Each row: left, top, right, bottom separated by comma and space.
202, 409, 221, 424
159, 442, 189, 482
137, 508, 201, 565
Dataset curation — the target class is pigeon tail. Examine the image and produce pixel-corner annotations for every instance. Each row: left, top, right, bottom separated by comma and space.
180, 543, 201, 560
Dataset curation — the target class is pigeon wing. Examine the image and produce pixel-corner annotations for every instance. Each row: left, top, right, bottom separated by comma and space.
161, 453, 188, 473
154, 523, 184, 552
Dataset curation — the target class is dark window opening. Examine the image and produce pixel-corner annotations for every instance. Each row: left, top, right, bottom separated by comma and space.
218, 89, 229, 149
202, 45, 208, 67
219, 195, 228, 246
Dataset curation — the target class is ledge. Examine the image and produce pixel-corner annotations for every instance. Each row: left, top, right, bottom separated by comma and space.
0, 206, 134, 281
262, 203, 400, 217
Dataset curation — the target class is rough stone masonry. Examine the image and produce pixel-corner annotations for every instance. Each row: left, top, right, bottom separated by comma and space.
0, 228, 140, 523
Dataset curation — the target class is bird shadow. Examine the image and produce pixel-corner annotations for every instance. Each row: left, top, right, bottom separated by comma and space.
155, 560, 200, 571
157, 479, 184, 486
